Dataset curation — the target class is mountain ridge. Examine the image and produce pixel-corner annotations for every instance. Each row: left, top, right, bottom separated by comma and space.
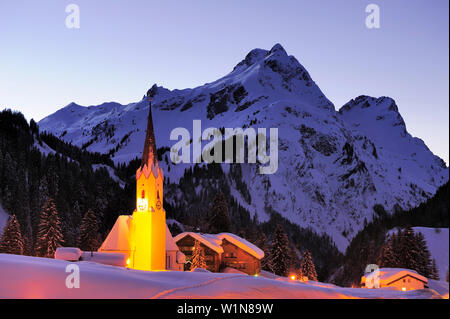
38, 44, 448, 251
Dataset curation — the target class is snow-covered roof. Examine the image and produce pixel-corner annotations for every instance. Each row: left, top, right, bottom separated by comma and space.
363, 268, 428, 286
173, 232, 264, 259
55, 247, 82, 261
174, 232, 224, 254
216, 233, 265, 259
99, 215, 181, 252
165, 224, 180, 251
99, 215, 132, 252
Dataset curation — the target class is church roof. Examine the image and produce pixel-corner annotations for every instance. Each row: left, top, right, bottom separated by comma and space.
99, 215, 180, 252
98, 215, 132, 252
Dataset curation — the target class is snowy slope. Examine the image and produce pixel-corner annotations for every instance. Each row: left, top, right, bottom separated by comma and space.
38, 44, 449, 251
339, 96, 448, 195
0, 254, 443, 299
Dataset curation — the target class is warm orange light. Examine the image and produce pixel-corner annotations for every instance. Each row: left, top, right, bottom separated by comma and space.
254, 274, 259, 278
401, 287, 406, 292
126, 258, 130, 266
290, 275, 297, 281
137, 198, 148, 212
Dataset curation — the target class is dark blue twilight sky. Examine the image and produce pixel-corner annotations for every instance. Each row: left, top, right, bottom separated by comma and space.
0, 0, 448, 162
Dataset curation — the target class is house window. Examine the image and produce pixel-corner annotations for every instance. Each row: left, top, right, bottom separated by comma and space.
166, 256, 171, 269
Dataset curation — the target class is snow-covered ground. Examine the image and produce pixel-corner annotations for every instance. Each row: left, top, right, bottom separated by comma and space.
388, 227, 449, 280
0, 254, 446, 299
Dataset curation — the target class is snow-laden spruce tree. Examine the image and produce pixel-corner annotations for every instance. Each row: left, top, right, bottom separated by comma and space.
208, 192, 231, 233
377, 233, 399, 267
77, 209, 100, 252
269, 224, 290, 276
430, 259, 440, 280
191, 240, 207, 270
378, 227, 434, 278
35, 198, 64, 258
255, 231, 271, 271
298, 249, 318, 281
0, 214, 24, 255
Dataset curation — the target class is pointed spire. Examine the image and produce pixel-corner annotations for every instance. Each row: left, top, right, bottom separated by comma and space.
141, 95, 158, 170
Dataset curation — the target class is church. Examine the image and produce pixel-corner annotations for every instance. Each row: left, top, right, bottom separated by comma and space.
97, 93, 185, 271
55, 92, 263, 274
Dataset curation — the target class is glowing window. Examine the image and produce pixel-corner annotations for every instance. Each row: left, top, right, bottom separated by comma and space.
137, 198, 148, 212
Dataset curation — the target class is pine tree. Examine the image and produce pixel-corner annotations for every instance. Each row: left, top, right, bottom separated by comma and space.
298, 249, 318, 281
269, 224, 290, 276
191, 240, 206, 270
38, 177, 50, 210
0, 214, 24, 255
2, 153, 15, 211
77, 209, 100, 251
287, 244, 300, 274
377, 233, 399, 267
35, 198, 64, 258
430, 259, 440, 280
255, 231, 270, 271
208, 192, 231, 233
22, 230, 33, 256
414, 231, 433, 278
378, 228, 434, 278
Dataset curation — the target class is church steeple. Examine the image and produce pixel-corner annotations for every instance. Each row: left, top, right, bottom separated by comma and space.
141, 94, 159, 171
131, 88, 166, 271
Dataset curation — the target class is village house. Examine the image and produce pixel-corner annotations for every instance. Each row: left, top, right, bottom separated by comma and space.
174, 232, 264, 275
361, 268, 429, 291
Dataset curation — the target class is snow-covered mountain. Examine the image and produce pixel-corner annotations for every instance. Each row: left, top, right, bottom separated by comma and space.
38, 44, 448, 251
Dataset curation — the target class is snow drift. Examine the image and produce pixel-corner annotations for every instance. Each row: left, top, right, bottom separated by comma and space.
0, 254, 445, 299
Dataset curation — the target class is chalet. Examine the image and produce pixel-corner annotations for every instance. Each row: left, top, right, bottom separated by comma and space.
361, 268, 428, 291
174, 232, 264, 276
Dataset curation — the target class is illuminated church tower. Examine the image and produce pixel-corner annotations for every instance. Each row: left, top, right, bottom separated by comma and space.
131, 93, 166, 271
98, 90, 185, 272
